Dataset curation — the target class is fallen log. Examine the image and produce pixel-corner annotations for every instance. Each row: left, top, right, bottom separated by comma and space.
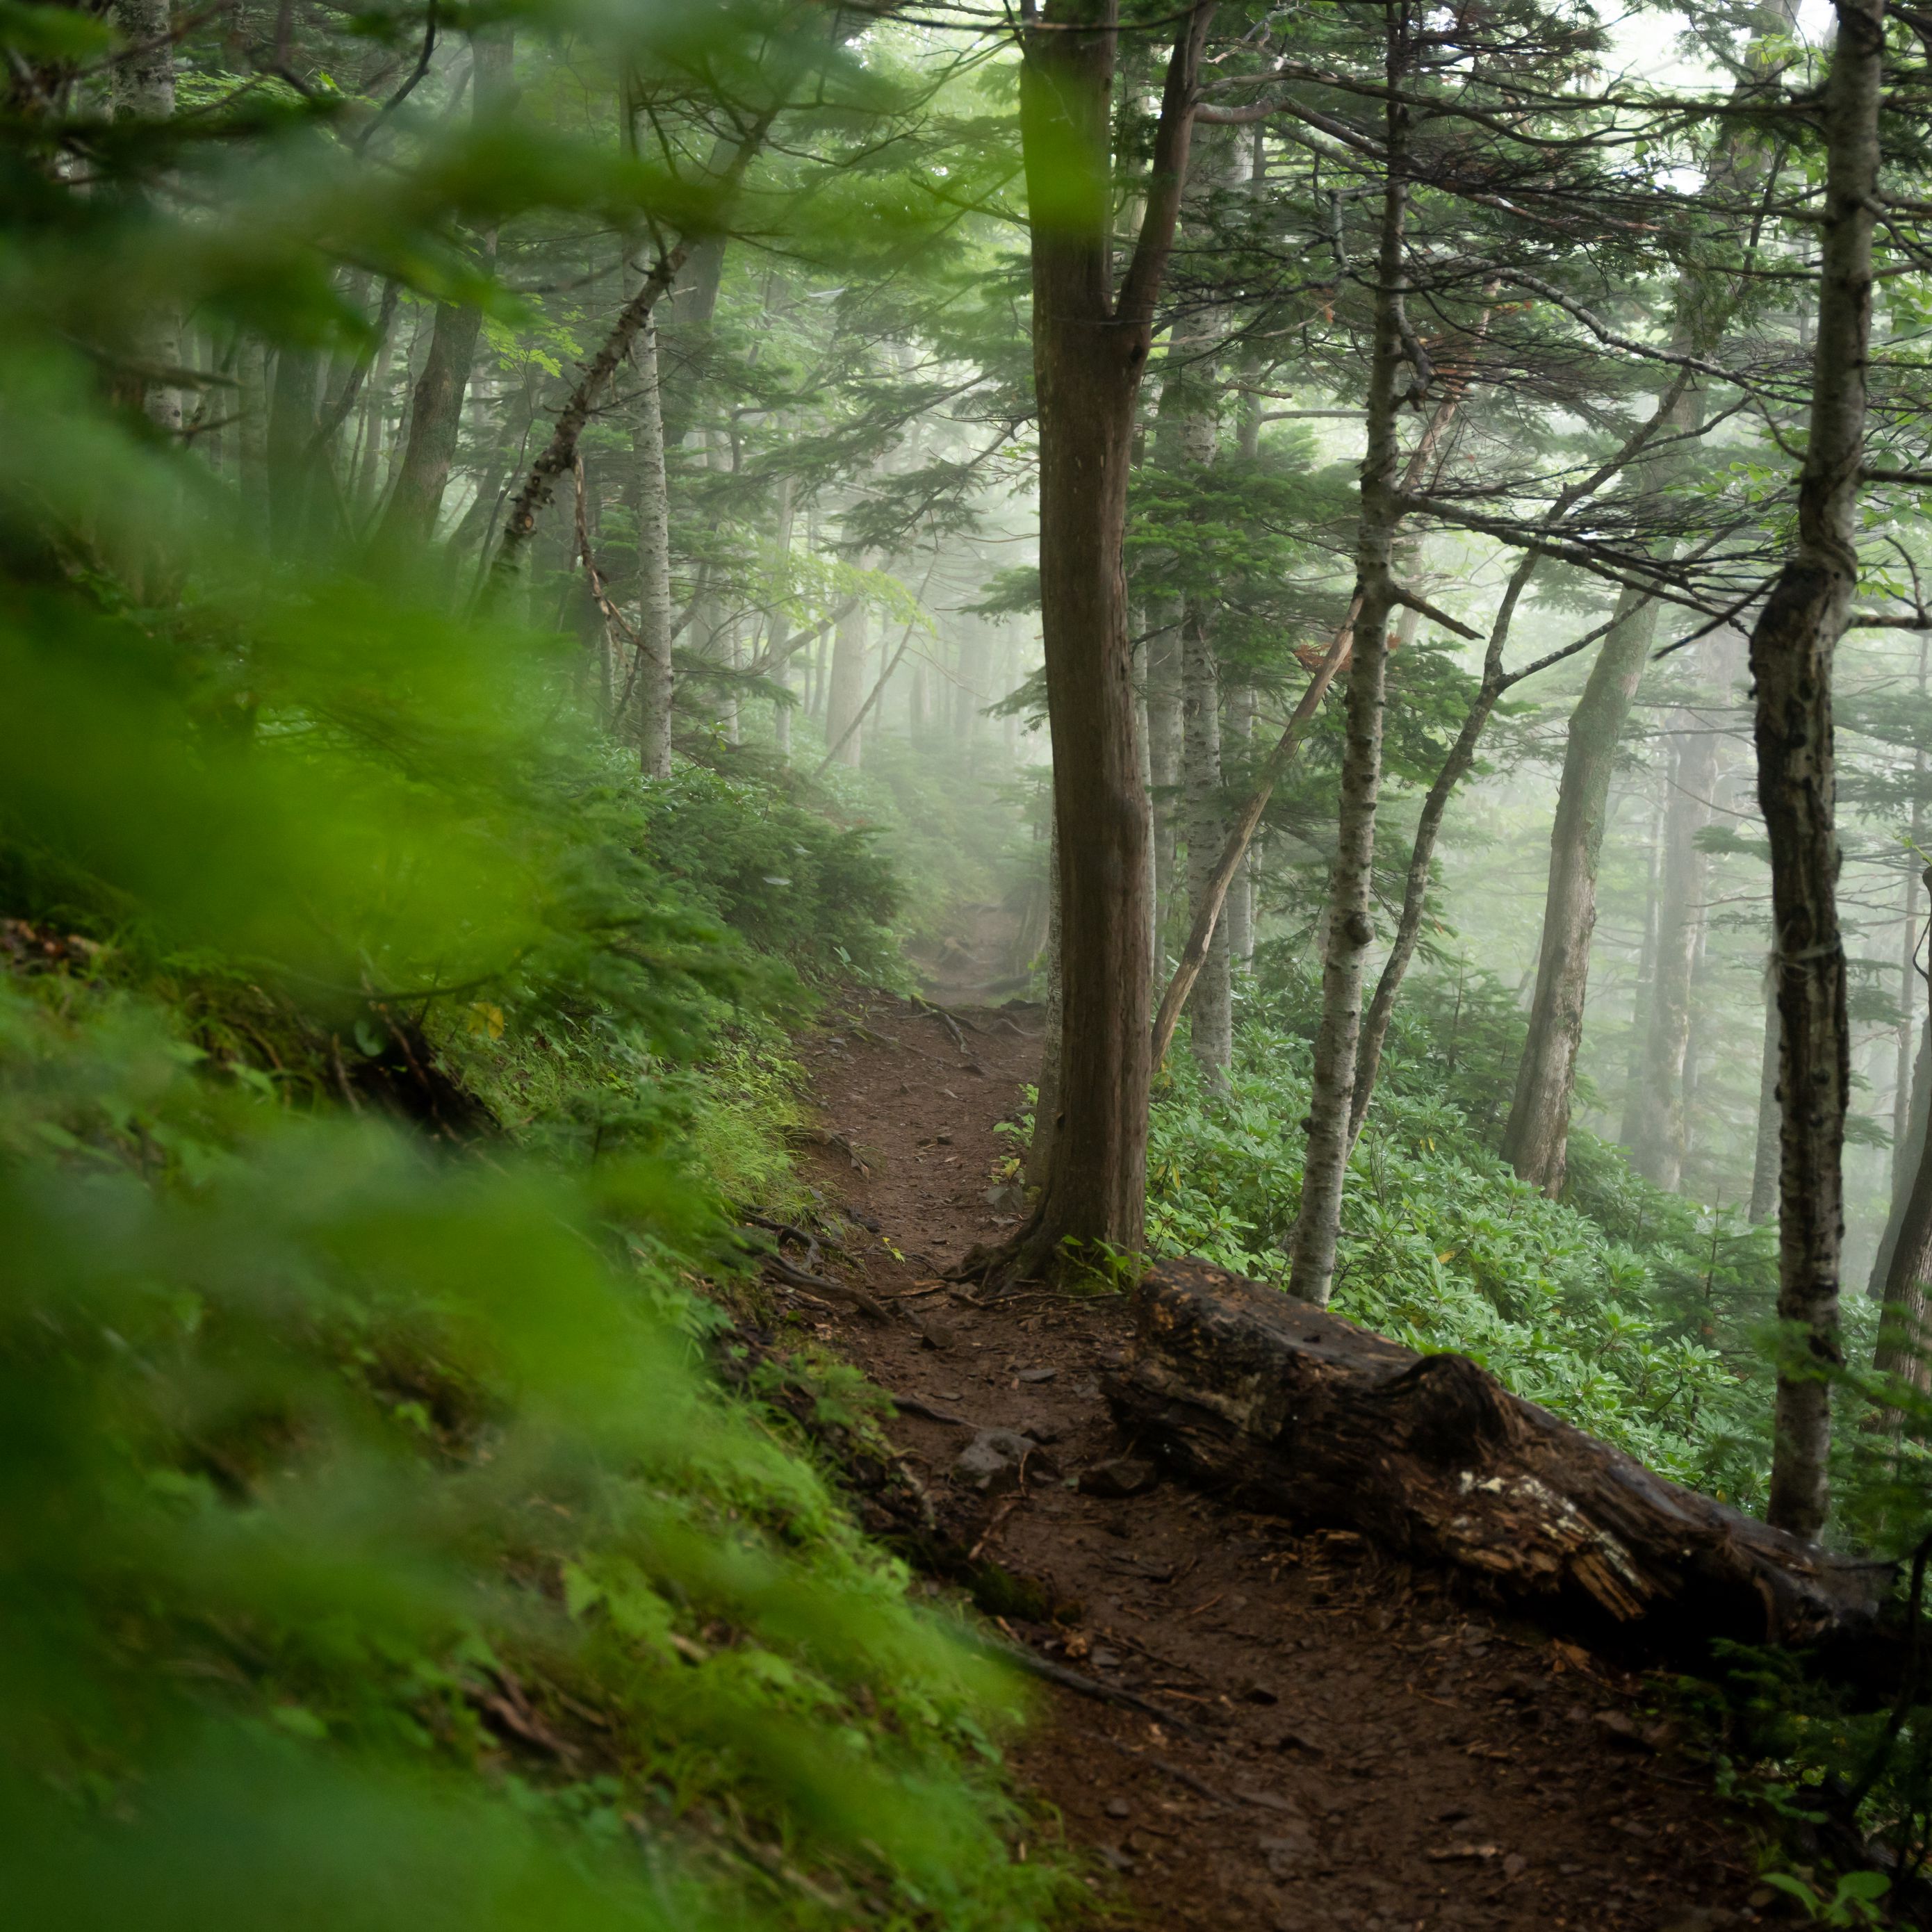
1105, 1259, 1888, 1668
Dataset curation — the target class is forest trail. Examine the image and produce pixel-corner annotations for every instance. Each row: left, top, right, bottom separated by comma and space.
789, 989, 1776, 1932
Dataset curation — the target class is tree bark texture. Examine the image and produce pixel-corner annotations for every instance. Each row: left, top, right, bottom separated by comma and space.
1749, 0, 1880, 1541
1286, 30, 1407, 1309
621, 308, 673, 776
1500, 584, 1659, 1195
987, 0, 1214, 1275
1105, 1259, 1885, 1665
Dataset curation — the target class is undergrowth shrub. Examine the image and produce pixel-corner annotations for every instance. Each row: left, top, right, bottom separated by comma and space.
0, 972, 1067, 1931
1148, 958, 1785, 1502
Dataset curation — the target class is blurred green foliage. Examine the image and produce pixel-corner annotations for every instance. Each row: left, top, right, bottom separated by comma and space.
0, 1, 1072, 1925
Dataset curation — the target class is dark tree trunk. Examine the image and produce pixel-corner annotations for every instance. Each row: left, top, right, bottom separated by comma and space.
1106, 1259, 1885, 1665
980, 0, 1215, 1278
379, 300, 486, 548
267, 347, 320, 557
1749, 0, 1881, 1541
377, 28, 513, 552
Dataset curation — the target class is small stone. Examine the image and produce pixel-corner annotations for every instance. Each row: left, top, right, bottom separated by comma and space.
1503, 1853, 1528, 1878
1017, 1366, 1058, 1384
1077, 1457, 1161, 1498
1591, 1708, 1647, 1747
1242, 1682, 1280, 1705
953, 1428, 1054, 1491
1104, 1796, 1132, 1819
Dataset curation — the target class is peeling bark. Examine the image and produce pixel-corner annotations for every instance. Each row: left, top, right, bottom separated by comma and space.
1749, 0, 1881, 1540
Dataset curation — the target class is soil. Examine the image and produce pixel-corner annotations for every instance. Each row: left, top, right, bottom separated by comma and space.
783, 986, 1776, 1932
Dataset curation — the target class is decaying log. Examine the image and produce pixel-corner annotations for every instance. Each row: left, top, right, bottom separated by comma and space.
1105, 1259, 1886, 1665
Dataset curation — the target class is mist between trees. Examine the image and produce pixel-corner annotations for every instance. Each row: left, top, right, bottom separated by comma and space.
13, 0, 1932, 1919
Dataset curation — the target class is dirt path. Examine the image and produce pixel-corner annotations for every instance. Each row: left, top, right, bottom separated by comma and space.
785, 988, 1772, 1932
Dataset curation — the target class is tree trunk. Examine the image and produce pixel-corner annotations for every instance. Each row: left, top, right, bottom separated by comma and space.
1626, 696, 1719, 1190
1749, 0, 1881, 1541
977, 0, 1213, 1278
1878, 710, 1929, 1262
1875, 1114, 1932, 1410
113, 0, 179, 436
377, 29, 512, 552
1106, 1258, 1885, 1666
1028, 817, 1063, 1192
1225, 684, 1255, 966
1147, 607, 1183, 952
1619, 771, 1668, 1149
1350, 557, 1534, 1142
627, 317, 676, 773
267, 347, 320, 558
379, 300, 485, 548
1500, 585, 1658, 1195
1181, 601, 1231, 1086
1874, 1016, 1931, 1295
1751, 971, 1783, 1224
1286, 19, 1407, 1309
237, 336, 270, 543
825, 603, 870, 770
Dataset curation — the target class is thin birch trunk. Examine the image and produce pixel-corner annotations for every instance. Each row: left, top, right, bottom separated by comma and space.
1286, 15, 1408, 1309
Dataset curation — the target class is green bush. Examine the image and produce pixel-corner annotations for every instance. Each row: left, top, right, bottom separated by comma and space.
1147, 961, 1782, 1501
